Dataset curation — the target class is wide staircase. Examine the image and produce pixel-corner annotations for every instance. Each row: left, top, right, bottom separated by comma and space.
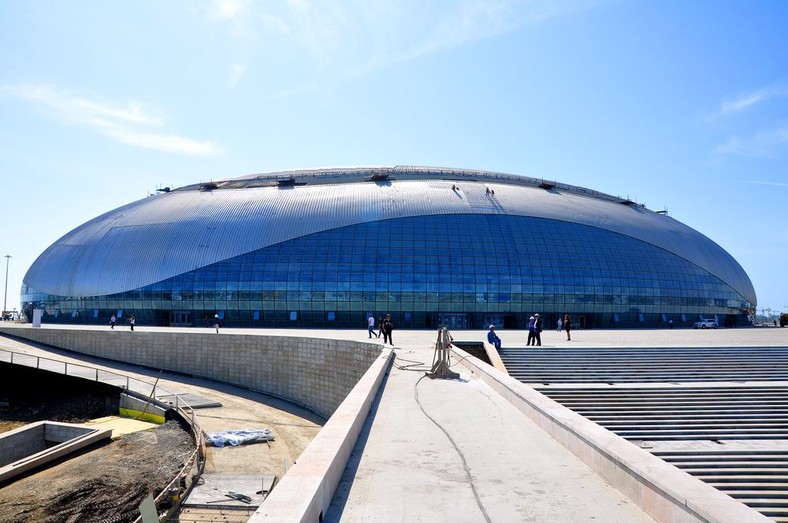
498, 345, 788, 522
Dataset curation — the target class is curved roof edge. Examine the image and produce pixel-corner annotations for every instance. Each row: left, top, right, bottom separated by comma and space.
181, 165, 649, 209
23, 167, 756, 305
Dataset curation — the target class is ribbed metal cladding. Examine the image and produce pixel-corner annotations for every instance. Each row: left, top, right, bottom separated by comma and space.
24, 167, 756, 300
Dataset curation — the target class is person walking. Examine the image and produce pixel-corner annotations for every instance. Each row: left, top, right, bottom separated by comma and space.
526, 316, 536, 346
214, 313, 221, 333
367, 314, 376, 338
564, 314, 572, 341
129, 314, 136, 332
378, 316, 384, 338
487, 325, 502, 350
557, 317, 563, 332
110, 315, 116, 329
533, 313, 542, 346
382, 314, 394, 346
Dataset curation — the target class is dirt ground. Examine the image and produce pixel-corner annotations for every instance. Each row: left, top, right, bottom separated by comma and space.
0, 339, 323, 523
0, 421, 193, 523
0, 363, 194, 522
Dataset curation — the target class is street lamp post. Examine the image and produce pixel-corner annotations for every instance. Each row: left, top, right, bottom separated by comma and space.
3, 254, 10, 315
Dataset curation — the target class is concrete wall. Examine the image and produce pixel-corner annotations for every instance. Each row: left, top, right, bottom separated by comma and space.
120, 392, 168, 424
0, 327, 381, 419
0, 421, 112, 483
0, 424, 46, 466
251, 348, 394, 522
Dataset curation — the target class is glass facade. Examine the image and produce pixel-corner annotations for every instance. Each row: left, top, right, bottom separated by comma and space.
22, 214, 752, 330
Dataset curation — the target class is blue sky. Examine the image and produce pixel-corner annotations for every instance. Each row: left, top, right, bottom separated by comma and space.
1, 0, 787, 317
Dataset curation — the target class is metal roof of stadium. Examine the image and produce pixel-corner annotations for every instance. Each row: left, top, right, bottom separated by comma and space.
24, 166, 756, 304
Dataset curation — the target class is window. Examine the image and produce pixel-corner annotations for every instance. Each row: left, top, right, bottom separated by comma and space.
26, 211, 752, 329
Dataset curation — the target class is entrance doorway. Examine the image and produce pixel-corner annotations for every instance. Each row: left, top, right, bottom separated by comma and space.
438, 313, 469, 330
169, 311, 192, 327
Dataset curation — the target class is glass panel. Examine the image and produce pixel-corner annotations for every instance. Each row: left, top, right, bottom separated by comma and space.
24, 214, 753, 329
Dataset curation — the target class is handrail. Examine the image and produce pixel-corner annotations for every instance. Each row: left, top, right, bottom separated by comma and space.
0, 347, 205, 522
1, 348, 139, 392
146, 402, 206, 522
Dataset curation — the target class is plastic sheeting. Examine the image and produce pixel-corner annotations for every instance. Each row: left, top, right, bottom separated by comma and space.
206, 428, 274, 447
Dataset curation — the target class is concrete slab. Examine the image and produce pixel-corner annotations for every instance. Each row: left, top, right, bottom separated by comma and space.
186, 473, 267, 508
326, 346, 654, 522
157, 393, 223, 409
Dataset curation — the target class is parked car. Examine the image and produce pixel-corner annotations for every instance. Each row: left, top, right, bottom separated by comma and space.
694, 319, 719, 329
781, 313, 788, 327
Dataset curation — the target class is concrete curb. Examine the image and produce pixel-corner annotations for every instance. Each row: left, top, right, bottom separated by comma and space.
452, 347, 772, 523
250, 348, 395, 522
482, 341, 507, 372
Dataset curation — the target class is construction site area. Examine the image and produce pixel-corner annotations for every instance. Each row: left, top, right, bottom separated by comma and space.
0, 334, 323, 523
2, 324, 788, 523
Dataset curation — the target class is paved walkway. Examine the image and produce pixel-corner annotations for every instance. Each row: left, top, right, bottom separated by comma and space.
319, 327, 785, 522
3, 324, 787, 522
326, 342, 653, 522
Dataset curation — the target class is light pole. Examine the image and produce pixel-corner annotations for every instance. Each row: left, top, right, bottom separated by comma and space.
3, 254, 10, 315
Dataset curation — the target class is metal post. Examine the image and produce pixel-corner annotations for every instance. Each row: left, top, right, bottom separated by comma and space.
2, 255, 10, 315
427, 327, 460, 379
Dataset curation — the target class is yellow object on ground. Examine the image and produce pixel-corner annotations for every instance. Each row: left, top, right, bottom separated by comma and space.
85, 416, 159, 438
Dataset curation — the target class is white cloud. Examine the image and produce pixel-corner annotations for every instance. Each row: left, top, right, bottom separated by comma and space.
1, 84, 220, 156
4, 84, 164, 126
414, 0, 588, 57
207, 0, 600, 92
715, 125, 788, 158
228, 63, 247, 88
206, 0, 251, 21
749, 180, 788, 187
719, 84, 788, 115
102, 125, 221, 156
259, 13, 291, 36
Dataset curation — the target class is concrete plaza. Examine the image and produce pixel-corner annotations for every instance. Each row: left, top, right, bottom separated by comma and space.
2, 324, 786, 522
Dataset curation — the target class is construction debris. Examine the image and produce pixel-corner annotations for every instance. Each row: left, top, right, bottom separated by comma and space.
206, 428, 274, 447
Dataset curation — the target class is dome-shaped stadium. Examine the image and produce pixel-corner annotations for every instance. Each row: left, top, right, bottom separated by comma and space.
21, 166, 756, 330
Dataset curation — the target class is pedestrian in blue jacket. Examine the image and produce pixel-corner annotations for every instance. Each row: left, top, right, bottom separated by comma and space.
487, 325, 502, 350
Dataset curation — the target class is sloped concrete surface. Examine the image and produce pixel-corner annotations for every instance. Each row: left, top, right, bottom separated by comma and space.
324, 344, 654, 523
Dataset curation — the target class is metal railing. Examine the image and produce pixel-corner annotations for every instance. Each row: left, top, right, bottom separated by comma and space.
0, 347, 205, 522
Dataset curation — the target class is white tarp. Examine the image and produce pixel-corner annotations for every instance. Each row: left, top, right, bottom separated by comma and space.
206, 428, 274, 447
